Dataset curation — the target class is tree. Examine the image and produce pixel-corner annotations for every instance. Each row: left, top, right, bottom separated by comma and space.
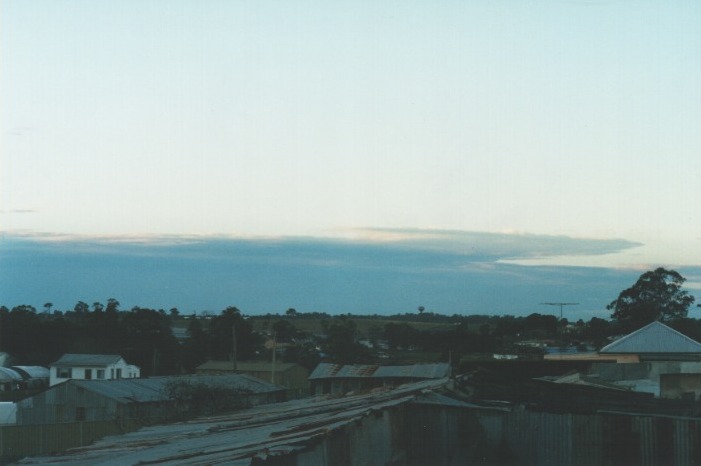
106, 298, 120, 314
43, 302, 53, 313
607, 267, 695, 331
74, 301, 89, 314
321, 316, 371, 364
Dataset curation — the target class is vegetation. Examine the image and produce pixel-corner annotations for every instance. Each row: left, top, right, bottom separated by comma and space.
607, 267, 696, 332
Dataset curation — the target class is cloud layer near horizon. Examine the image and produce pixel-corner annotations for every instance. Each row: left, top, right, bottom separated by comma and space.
1, 230, 696, 320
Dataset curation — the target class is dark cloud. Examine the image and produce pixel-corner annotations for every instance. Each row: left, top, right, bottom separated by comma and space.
0, 231, 677, 319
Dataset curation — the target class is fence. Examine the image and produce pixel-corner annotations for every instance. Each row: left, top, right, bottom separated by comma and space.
0, 419, 139, 463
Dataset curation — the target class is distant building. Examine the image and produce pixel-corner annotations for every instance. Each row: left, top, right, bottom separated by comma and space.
309, 362, 451, 395
49, 354, 140, 386
17, 374, 285, 425
196, 360, 310, 397
598, 321, 701, 362
547, 322, 701, 397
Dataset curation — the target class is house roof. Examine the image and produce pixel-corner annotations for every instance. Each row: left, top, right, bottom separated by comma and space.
599, 321, 701, 354
67, 374, 284, 404
308, 362, 450, 380
50, 354, 125, 367
197, 360, 303, 373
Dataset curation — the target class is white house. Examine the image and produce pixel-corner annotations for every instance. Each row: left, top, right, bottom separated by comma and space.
49, 354, 140, 386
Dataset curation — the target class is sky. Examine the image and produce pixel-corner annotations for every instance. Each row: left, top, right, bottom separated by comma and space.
1, 1, 700, 319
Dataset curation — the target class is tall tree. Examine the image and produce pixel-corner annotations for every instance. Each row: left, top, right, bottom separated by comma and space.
607, 267, 695, 331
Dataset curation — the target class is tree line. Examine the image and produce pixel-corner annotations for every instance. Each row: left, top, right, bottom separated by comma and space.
1, 267, 697, 370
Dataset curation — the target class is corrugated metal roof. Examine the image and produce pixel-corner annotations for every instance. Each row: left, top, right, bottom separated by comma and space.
308, 362, 342, 379
373, 363, 451, 379
599, 322, 701, 354
18, 377, 449, 465
10, 366, 49, 379
411, 392, 510, 411
309, 363, 450, 380
197, 360, 301, 373
0, 367, 22, 382
335, 364, 378, 378
50, 353, 124, 367
69, 374, 283, 404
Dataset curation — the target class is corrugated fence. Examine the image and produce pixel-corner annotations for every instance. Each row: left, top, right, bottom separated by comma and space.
0, 419, 139, 463
468, 407, 701, 466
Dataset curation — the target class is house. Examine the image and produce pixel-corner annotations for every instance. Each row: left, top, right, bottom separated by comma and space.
16, 373, 285, 425
49, 354, 140, 386
196, 360, 310, 397
599, 321, 701, 361
309, 362, 451, 395
569, 322, 701, 397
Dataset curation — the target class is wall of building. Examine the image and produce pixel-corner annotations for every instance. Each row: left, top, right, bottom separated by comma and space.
50, 360, 140, 386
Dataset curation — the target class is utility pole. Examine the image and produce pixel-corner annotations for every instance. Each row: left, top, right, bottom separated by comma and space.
231, 323, 237, 371
271, 331, 276, 384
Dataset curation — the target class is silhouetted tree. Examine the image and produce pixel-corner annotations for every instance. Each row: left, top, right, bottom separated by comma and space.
208, 307, 261, 361
607, 268, 695, 331
321, 316, 371, 364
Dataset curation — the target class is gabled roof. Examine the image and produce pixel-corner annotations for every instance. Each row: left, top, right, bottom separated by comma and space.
599, 321, 701, 354
51, 354, 125, 367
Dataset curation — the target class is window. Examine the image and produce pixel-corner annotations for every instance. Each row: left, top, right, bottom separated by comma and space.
56, 367, 72, 378
75, 407, 86, 421
85, 369, 92, 380
96, 369, 105, 379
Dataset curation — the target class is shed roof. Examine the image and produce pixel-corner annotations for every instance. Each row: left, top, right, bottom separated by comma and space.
599, 321, 701, 354
68, 374, 283, 404
197, 360, 303, 373
10, 366, 49, 379
0, 367, 22, 383
50, 354, 124, 367
308, 362, 342, 379
373, 363, 450, 379
309, 363, 450, 380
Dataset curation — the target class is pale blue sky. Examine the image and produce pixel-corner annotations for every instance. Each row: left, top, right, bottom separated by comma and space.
2, 1, 701, 314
